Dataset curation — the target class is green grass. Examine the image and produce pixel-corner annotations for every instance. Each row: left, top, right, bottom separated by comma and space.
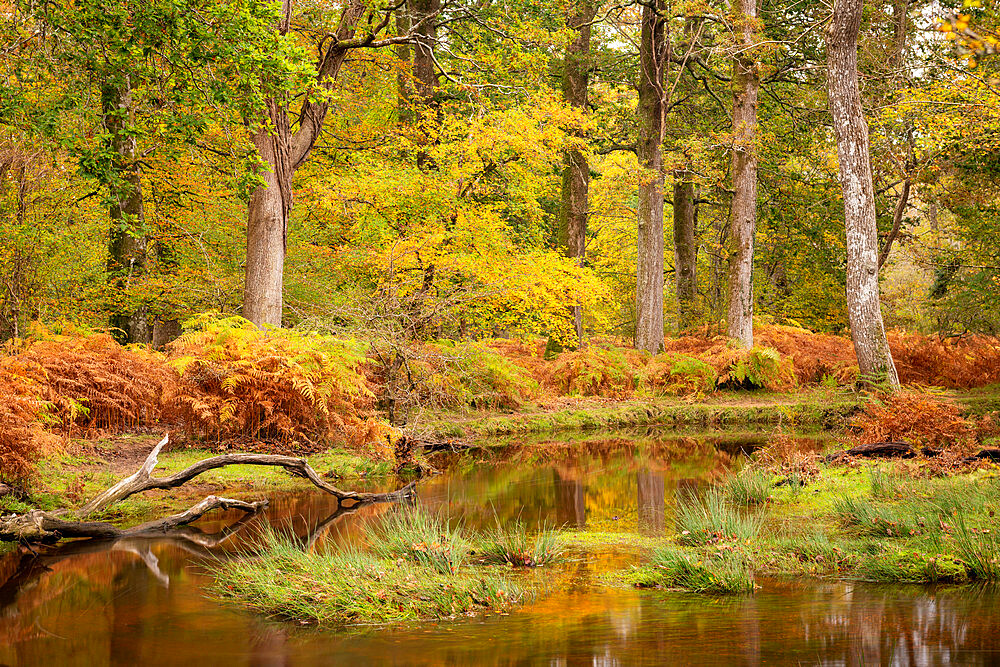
954, 515, 1000, 579
213, 529, 527, 625
675, 487, 765, 545
419, 389, 863, 439
476, 520, 566, 567
614, 547, 755, 595
724, 466, 773, 505
367, 508, 470, 574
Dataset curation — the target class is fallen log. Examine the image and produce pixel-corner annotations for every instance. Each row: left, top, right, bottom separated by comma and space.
965, 448, 1000, 463
1, 433, 415, 543
825, 441, 917, 462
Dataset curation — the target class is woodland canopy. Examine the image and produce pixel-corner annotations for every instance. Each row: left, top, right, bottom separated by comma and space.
1, 0, 999, 384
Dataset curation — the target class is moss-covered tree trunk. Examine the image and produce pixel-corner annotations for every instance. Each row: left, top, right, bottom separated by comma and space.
673, 172, 697, 329
726, 0, 759, 349
559, 0, 595, 347
102, 77, 150, 344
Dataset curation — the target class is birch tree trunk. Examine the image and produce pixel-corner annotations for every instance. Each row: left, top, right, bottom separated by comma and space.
635, 0, 668, 354
726, 0, 759, 349
103, 76, 150, 344
673, 171, 696, 329
825, 0, 900, 387
559, 0, 595, 346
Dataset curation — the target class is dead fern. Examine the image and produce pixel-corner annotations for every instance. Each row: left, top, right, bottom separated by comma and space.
847, 391, 982, 453
166, 315, 384, 454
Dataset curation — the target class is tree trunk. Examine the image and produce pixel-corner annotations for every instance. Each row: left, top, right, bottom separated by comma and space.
410, 0, 439, 102
635, 0, 668, 354
559, 0, 595, 346
825, 0, 900, 387
243, 103, 292, 328
673, 171, 696, 329
103, 77, 150, 344
242, 0, 366, 328
726, 0, 759, 349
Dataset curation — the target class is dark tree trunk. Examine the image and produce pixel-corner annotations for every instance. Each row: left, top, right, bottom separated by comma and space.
103, 77, 150, 344
673, 172, 696, 329
635, 0, 668, 354
409, 0, 439, 102
826, 0, 900, 387
559, 0, 595, 346
726, 0, 759, 349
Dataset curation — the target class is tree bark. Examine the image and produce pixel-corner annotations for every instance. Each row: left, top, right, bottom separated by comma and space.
673, 171, 697, 329
826, 0, 900, 387
242, 0, 368, 328
559, 0, 595, 346
635, 0, 668, 354
726, 0, 759, 349
103, 77, 150, 344
409, 0, 439, 102
243, 101, 292, 328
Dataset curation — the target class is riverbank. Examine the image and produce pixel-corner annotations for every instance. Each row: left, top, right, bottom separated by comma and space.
599, 459, 1000, 593
415, 385, 1000, 439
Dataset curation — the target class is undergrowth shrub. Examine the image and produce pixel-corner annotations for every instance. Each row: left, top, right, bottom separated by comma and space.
642, 354, 717, 397
0, 379, 48, 484
2, 333, 175, 434
847, 392, 981, 452
889, 332, 1000, 388
545, 346, 638, 397
0, 331, 176, 482
410, 341, 539, 411
168, 315, 386, 453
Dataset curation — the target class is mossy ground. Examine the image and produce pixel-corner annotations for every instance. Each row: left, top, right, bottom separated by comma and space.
420, 388, 864, 439
600, 461, 1000, 594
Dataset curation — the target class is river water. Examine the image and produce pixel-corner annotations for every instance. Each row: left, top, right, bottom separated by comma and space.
1, 429, 999, 666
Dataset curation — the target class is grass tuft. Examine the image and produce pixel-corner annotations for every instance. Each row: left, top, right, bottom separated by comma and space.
476, 520, 566, 567
368, 508, 469, 574
724, 467, 772, 505
617, 547, 755, 595
214, 528, 527, 625
675, 487, 764, 545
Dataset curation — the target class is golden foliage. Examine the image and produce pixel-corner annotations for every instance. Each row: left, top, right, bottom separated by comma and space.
166, 316, 379, 453
1, 333, 175, 435
889, 332, 1000, 388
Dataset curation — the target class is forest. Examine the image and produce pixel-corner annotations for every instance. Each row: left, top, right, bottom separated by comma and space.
3, 0, 1000, 663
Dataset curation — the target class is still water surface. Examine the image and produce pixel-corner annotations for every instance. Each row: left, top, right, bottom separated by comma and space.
1, 430, 999, 666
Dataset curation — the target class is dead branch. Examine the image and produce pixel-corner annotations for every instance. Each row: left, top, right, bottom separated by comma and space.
0, 433, 415, 543
78, 434, 413, 517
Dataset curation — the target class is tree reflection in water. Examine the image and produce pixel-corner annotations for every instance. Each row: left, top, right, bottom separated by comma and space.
0, 430, 996, 665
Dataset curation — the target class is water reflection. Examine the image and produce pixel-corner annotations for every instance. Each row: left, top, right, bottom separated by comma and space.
0, 430, 995, 665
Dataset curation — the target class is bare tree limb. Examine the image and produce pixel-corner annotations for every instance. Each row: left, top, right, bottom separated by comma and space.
1, 433, 415, 543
